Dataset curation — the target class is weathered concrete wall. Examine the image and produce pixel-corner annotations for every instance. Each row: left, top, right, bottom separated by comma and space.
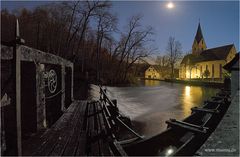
35, 63, 47, 128
1, 59, 18, 154
1, 45, 72, 67
1, 44, 74, 130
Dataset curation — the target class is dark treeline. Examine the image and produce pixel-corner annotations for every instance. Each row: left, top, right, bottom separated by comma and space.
1, 1, 154, 85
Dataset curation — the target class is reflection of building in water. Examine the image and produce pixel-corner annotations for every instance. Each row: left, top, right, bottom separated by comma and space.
144, 80, 161, 86
185, 86, 191, 96
182, 86, 203, 117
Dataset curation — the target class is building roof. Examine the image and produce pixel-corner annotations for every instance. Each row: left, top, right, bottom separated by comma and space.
195, 23, 204, 43
147, 65, 179, 73
180, 54, 202, 65
138, 63, 150, 73
181, 44, 234, 65
148, 65, 161, 72
223, 53, 239, 71
201, 44, 234, 60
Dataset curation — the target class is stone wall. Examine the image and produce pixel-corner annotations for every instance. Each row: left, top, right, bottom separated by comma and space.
1, 44, 74, 154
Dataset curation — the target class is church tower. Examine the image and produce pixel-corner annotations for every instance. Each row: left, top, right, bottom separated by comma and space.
192, 23, 207, 55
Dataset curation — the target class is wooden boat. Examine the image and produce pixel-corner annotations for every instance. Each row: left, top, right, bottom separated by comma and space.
122, 89, 231, 156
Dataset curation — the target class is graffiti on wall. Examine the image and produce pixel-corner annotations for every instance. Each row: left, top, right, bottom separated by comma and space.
45, 69, 57, 93
44, 69, 58, 94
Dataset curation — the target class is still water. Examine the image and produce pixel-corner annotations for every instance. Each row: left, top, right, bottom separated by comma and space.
106, 80, 218, 137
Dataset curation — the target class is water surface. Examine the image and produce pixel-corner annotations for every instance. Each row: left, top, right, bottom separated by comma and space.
106, 80, 218, 137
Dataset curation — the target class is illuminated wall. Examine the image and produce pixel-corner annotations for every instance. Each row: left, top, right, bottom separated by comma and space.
179, 48, 236, 80
145, 66, 161, 79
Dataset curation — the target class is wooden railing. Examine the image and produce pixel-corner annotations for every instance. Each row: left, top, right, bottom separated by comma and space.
98, 85, 145, 156
99, 85, 144, 140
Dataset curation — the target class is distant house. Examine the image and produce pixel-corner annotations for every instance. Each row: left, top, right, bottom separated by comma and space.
145, 65, 161, 79
179, 23, 237, 81
145, 65, 179, 79
223, 53, 239, 97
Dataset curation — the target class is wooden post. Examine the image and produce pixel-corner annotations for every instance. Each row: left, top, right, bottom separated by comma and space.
15, 43, 21, 156
14, 19, 25, 155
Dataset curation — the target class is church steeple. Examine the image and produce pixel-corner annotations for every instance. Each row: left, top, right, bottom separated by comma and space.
192, 23, 207, 55
195, 23, 203, 43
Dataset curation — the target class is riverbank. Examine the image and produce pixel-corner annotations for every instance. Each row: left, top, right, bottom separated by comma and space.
197, 90, 239, 156
164, 79, 224, 88
139, 77, 224, 88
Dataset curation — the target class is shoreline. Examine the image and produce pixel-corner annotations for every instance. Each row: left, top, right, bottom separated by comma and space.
139, 77, 224, 88
164, 79, 224, 88
80, 77, 224, 91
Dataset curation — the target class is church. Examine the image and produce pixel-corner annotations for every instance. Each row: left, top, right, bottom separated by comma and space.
179, 23, 237, 81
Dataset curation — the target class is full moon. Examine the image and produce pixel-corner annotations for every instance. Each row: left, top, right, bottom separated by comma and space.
166, 2, 174, 9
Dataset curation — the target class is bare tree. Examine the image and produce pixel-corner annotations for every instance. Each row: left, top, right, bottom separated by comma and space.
156, 55, 169, 67
113, 14, 154, 82
156, 55, 170, 78
1, 2, 155, 84
166, 36, 182, 79
95, 9, 117, 82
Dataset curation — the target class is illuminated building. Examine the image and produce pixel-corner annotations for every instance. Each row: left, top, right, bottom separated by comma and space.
179, 23, 237, 81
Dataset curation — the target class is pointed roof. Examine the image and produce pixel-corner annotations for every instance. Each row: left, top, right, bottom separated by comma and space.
181, 44, 235, 64
149, 65, 161, 72
194, 23, 204, 43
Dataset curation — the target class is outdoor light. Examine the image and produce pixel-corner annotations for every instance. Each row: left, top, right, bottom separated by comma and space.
166, 148, 174, 156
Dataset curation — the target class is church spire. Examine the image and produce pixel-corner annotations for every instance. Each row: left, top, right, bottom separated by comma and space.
192, 22, 207, 55
195, 23, 204, 43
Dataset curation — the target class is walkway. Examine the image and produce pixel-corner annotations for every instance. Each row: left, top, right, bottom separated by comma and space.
22, 101, 115, 156
197, 91, 239, 156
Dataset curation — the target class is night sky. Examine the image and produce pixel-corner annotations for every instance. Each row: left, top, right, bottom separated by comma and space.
1, 1, 239, 56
